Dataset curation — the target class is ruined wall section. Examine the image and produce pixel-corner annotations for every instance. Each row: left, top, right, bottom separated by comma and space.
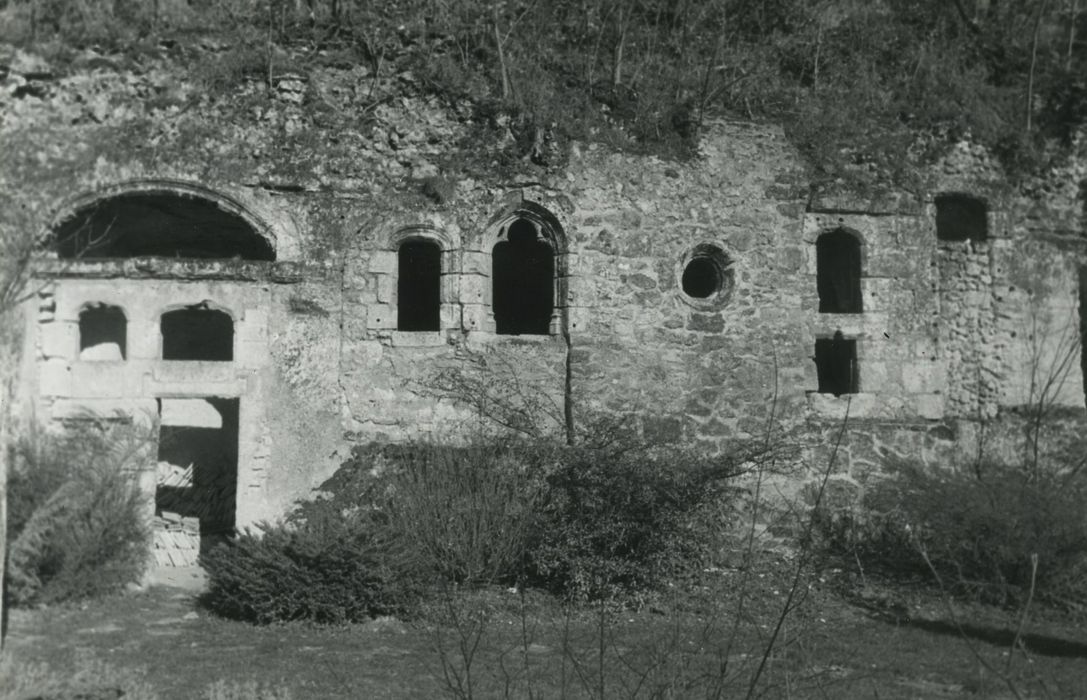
560, 123, 811, 445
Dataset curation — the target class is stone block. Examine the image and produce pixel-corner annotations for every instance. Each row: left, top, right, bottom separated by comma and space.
375, 274, 394, 304
461, 251, 490, 276
366, 303, 395, 330
914, 393, 945, 420
40, 358, 72, 396
439, 303, 460, 329
69, 363, 140, 398
238, 340, 272, 368
368, 251, 397, 275
40, 321, 78, 360
460, 305, 488, 332
459, 274, 490, 305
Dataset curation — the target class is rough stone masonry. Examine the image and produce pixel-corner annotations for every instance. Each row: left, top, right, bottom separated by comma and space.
2, 46, 1085, 566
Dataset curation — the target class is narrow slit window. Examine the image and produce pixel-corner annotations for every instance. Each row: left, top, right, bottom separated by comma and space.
397, 239, 442, 331
817, 229, 863, 314
935, 194, 988, 242
161, 306, 233, 361
79, 304, 126, 361
815, 332, 858, 396
493, 218, 555, 335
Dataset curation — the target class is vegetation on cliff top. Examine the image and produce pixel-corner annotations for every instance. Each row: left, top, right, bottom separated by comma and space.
1, 0, 1086, 186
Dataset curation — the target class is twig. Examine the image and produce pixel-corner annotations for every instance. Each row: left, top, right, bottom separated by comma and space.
1005, 553, 1038, 674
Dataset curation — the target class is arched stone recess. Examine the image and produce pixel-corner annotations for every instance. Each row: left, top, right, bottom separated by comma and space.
362, 215, 463, 335
476, 198, 571, 336
158, 301, 238, 362
47, 179, 298, 262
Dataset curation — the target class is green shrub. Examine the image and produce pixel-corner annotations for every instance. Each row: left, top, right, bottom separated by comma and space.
816, 460, 1087, 607
201, 509, 421, 624
529, 446, 747, 602
6, 421, 152, 606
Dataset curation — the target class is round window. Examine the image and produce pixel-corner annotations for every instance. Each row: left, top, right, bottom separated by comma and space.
679, 244, 733, 306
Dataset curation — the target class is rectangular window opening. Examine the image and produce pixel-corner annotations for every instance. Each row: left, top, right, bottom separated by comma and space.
815, 334, 858, 396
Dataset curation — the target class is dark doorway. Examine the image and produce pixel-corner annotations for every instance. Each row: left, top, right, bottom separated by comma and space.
155, 398, 239, 564
493, 219, 555, 335
398, 239, 442, 331
817, 229, 863, 314
161, 306, 233, 361
815, 332, 858, 396
79, 304, 126, 361
936, 194, 988, 242
54, 192, 275, 260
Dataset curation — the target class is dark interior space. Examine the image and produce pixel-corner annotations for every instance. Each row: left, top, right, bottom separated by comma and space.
816, 332, 858, 396
79, 304, 126, 360
156, 398, 239, 557
935, 194, 988, 242
493, 218, 555, 335
817, 229, 863, 313
397, 239, 442, 331
53, 192, 275, 260
682, 256, 721, 298
161, 305, 234, 361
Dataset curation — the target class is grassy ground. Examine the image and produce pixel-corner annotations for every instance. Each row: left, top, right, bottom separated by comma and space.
5, 563, 1087, 699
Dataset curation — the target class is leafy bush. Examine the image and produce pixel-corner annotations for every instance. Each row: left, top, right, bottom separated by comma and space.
6, 421, 152, 606
816, 460, 1087, 607
201, 509, 421, 624
529, 446, 748, 602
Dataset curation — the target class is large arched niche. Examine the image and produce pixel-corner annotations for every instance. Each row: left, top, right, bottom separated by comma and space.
51, 181, 277, 261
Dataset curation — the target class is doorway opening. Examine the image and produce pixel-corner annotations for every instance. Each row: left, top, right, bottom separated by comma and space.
154, 397, 239, 566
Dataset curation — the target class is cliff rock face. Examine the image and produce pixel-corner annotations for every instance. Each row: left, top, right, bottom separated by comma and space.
3, 43, 1084, 561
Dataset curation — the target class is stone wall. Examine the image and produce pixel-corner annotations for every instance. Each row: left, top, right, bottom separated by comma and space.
4, 47, 1085, 549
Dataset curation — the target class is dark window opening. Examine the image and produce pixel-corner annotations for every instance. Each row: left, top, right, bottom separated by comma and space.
79, 304, 126, 361
935, 194, 988, 242
493, 218, 555, 335
815, 332, 858, 396
817, 229, 863, 314
161, 306, 233, 361
683, 257, 721, 298
397, 239, 442, 331
156, 398, 239, 562
54, 192, 275, 261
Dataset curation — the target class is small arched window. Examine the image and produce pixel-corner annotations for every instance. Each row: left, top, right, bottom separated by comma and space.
161, 305, 234, 361
397, 239, 442, 331
816, 229, 863, 314
79, 304, 126, 361
935, 194, 988, 242
493, 218, 555, 335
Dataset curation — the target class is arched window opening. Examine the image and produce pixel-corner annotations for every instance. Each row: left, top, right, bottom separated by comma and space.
398, 239, 441, 331
493, 218, 555, 335
54, 192, 275, 261
935, 194, 988, 242
815, 332, 858, 396
817, 229, 863, 314
79, 304, 126, 361
161, 305, 234, 361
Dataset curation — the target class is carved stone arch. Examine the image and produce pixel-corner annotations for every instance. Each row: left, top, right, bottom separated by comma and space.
49, 179, 281, 261
486, 199, 569, 335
